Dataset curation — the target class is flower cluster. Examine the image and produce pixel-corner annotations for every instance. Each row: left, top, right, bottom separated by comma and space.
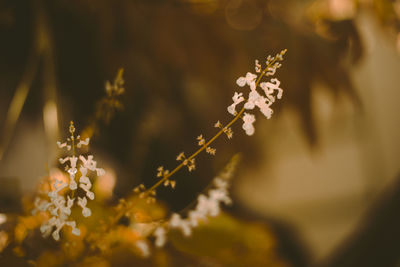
32, 121, 105, 240
168, 175, 231, 235
151, 155, 240, 248
228, 49, 287, 135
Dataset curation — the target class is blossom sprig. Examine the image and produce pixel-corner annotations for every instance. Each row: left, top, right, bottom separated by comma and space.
151, 154, 240, 248
231, 49, 286, 134
82, 68, 126, 139
56, 122, 90, 153
33, 121, 105, 240
107, 49, 286, 233
166, 174, 232, 237
146, 49, 286, 193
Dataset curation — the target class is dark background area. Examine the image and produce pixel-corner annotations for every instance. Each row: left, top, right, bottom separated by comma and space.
0, 0, 400, 266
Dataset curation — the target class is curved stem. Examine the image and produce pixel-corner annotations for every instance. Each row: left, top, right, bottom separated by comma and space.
145, 106, 245, 195
107, 57, 280, 229
144, 58, 279, 196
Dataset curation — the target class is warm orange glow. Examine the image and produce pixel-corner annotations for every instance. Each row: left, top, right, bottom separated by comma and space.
94, 167, 116, 200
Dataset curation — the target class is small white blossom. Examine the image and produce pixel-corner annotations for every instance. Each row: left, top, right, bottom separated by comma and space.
188, 210, 206, 227
59, 157, 69, 164
136, 240, 150, 257
153, 227, 167, 247
242, 113, 256, 136
66, 221, 81, 236
77, 197, 91, 217
76, 137, 89, 148
244, 90, 273, 119
260, 78, 283, 102
265, 66, 276, 76
170, 213, 192, 236
227, 92, 245, 115
57, 142, 67, 149
236, 72, 257, 90
197, 194, 219, 217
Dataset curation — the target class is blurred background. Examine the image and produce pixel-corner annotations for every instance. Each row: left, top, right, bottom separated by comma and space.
0, 0, 399, 266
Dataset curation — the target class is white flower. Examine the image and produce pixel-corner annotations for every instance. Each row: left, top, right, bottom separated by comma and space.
236, 72, 257, 90
66, 221, 81, 236
188, 210, 206, 227
244, 89, 260, 110
244, 90, 273, 119
96, 168, 106, 176
169, 213, 192, 236
70, 156, 78, 169
242, 113, 256, 135
77, 197, 92, 217
51, 218, 65, 241
209, 188, 231, 206
79, 169, 95, 200
76, 137, 89, 148
153, 227, 167, 248
57, 142, 67, 149
79, 155, 105, 176
254, 97, 273, 119
136, 240, 150, 257
259, 78, 283, 102
59, 157, 70, 164
227, 92, 245, 115
34, 127, 104, 241
197, 194, 219, 217
265, 66, 276, 76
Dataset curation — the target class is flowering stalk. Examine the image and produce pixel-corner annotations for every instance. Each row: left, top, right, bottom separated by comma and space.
146, 49, 286, 194
113, 49, 287, 225
145, 110, 242, 194
151, 154, 240, 248
33, 121, 105, 240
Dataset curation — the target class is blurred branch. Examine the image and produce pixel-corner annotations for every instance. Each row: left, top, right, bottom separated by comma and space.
0, 31, 40, 161
82, 68, 125, 139
35, 0, 60, 161
0, 0, 60, 161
